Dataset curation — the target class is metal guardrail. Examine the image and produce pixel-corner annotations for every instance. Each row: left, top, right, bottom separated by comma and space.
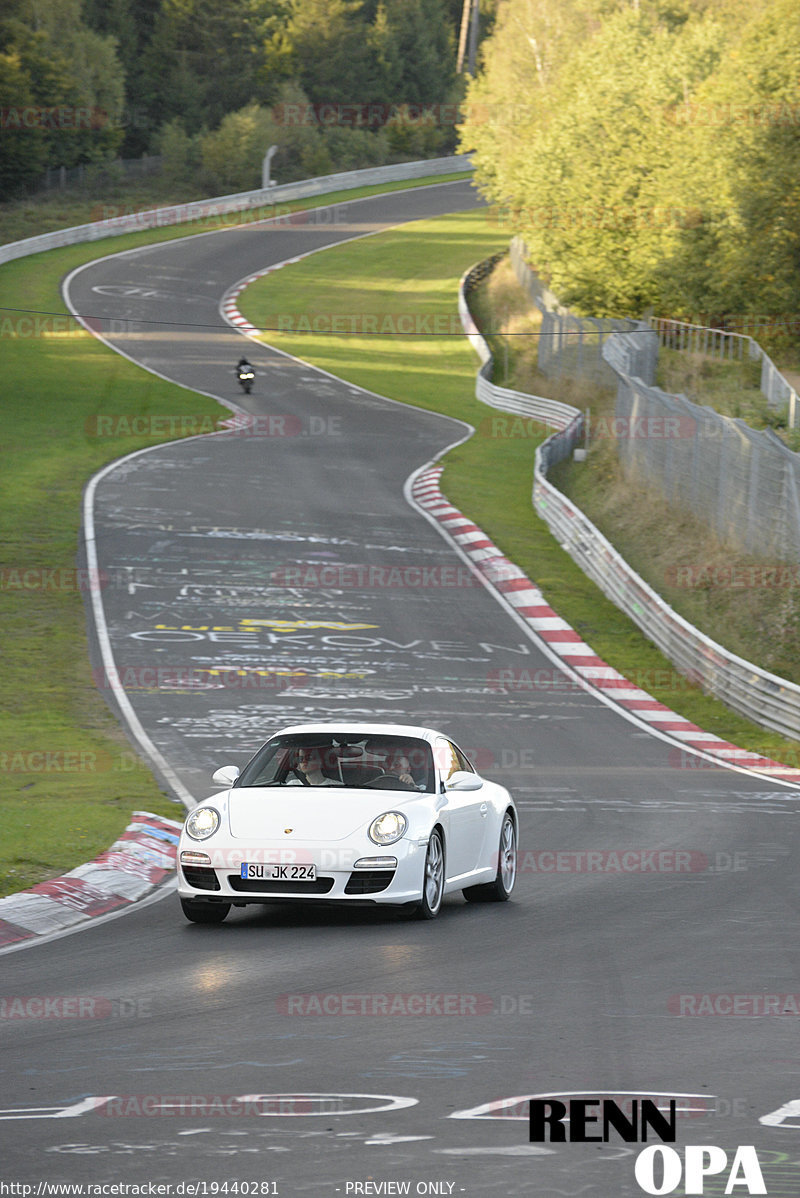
460, 261, 578, 433
459, 257, 800, 744
0, 155, 474, 265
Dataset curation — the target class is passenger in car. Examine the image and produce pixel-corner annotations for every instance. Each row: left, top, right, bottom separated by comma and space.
290, 747, 342, 786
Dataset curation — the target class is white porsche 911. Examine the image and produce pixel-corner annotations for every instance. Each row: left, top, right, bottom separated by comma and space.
177, 722, 518, 923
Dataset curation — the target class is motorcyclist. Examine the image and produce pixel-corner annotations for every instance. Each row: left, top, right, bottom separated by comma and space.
235, 356, 255, 393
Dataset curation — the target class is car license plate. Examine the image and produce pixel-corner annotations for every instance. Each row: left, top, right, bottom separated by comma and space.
240, 863, 316, 881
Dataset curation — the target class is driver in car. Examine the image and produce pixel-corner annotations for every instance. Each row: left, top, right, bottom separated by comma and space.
384, 751, 414, 786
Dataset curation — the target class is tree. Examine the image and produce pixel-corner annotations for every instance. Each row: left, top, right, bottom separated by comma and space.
139, 0, 289, 146
457, 0, 797, 320
269, 0, 458, 114
0, 0, 125, 196
198, 87, 334, 193
270, 0, 377, 105
376, 0, 456, 104
0, 49, 48, 197
659, 0, 800, 329
512, 8, 724, 314
82, 0, 154, 153
155, 115, 199, 185
458, 0, 604, 214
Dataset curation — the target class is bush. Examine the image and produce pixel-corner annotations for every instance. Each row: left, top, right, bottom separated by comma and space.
322, 126, 390, 171
385, 104, 451, 159
156, 119, 199, 186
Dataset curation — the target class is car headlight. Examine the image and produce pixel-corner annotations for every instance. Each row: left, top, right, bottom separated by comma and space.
185, 806, 221, 841
368, 811, 408, 846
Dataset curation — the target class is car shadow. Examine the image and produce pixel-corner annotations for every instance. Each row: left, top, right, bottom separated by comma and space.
181, 895, 467, 933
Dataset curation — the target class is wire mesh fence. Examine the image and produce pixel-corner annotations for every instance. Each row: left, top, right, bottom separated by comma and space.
608, 356, 800, 562
653, 317, 799, 422
35, 155, 164, 193
509, 236, 657, 387
508, 238, 800, 562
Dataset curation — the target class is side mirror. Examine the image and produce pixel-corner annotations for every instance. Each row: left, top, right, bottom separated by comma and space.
212, 765, 240, 788
446, 771, 483, 792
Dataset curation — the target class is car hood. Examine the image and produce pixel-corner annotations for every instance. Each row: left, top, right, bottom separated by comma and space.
226, 787, 415, 842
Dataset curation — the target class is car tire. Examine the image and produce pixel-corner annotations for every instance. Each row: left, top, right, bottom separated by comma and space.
463, 812, 517, 903
411, 829, 445, 920
180, 898, 231, 924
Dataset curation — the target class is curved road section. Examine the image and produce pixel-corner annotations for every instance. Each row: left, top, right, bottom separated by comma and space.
3, 182, 800, 1195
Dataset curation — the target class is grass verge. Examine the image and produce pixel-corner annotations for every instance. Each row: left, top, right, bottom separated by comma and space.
0, 172, 470, 898
237, 215, 800, 767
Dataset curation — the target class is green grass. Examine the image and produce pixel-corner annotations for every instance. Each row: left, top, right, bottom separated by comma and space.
238, 213, 800, 768
240, 210, 504, 417
0, 250, 221, 896
657, 347, 769, 423
0, 172, 470, 898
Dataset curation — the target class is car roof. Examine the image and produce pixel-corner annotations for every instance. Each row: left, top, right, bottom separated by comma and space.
268, 722, 445, 742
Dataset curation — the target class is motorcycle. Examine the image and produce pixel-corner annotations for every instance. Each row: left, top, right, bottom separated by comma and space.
236, 364, 255, 394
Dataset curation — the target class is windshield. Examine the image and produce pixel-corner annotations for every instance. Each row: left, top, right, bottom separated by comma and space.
237, 733, 435, 792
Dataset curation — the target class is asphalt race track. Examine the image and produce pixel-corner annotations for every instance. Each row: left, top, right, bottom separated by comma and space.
4, 181, 800, 1196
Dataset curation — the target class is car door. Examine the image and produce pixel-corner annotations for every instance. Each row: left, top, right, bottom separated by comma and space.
434, 737, 485, 879
451, 738, 493, 867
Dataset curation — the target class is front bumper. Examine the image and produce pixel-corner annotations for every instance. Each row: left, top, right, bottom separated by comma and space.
177, 837, 427, 906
